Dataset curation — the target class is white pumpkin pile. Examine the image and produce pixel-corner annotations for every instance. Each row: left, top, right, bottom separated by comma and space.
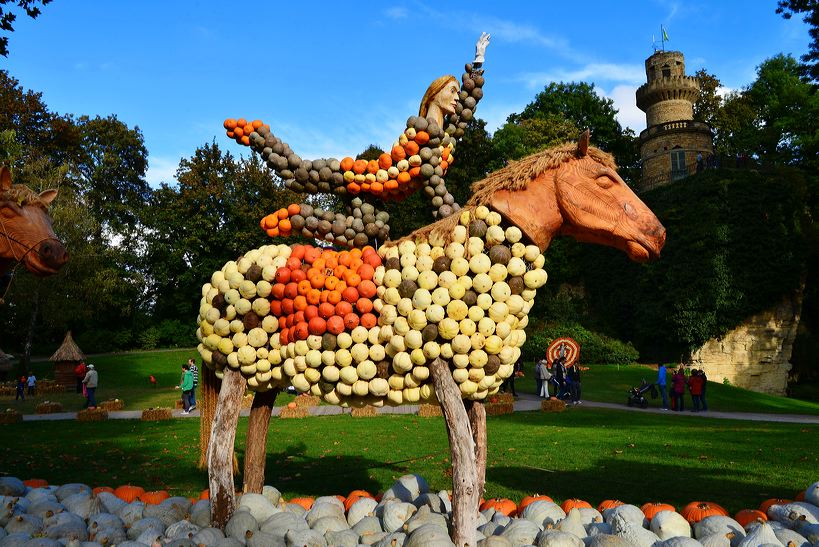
1, 476, 817, 547
196, 205, 548, 408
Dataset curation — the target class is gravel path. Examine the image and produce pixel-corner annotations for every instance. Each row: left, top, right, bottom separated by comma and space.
19, 392, 819, 424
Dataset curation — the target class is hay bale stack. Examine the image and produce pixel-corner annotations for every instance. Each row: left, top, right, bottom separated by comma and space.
418, 404, 443, 417
77, 408, 108, 422
278, 406, 309, 419
293, 394, 320, 408
350, 405, 378, 418
0, 408, 22, 424
141, 408, 173, 421
541, 399, 567, 412
35, 401, 64, 414
99, 399, 124, 411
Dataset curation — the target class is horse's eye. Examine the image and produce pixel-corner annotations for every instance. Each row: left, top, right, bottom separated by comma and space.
596, 176, 614, 189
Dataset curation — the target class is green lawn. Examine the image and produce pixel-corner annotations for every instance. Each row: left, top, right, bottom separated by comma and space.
512, 363, 819, 415
0, 408, 815, 513
7, 349, 295, 413
7, 353, 819, 416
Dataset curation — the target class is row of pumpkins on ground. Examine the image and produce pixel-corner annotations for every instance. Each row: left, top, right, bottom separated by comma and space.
1, 475, 817, 546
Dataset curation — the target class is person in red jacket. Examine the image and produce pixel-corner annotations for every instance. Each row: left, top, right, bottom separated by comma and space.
688, 369, 705, 412
670, 366, 687, 412
74, 361, 87, 394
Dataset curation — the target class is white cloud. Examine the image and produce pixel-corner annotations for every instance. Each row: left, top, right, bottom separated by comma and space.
146, 155, 180, 187
605, 84, 646, 133
384, 6, 408, 19
515, 62, 645, 90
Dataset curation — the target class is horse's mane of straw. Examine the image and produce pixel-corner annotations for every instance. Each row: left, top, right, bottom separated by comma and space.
0, 185, 48, 209
392, 142, 616, 245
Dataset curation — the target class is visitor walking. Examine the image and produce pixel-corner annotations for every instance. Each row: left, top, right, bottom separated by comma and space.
26, 372, 36, 396
698, 369, 709, 411
176, 363, 194, 414
15, 375, 25, 401
688, 369, 704, 412
82, 364, 98, 409
671, 366, 687, 412
656, 364, 669, 410
552, 357, 568, 399
187, 358, 198, 410
567, 362, 582, 405
74, 361, 87, 394
534, 356, 549, 398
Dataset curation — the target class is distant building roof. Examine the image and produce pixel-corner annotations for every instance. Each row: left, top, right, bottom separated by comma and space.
48, 331, 86, 362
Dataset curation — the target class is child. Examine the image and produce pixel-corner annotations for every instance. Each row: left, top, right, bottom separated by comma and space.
15, 376, 25, 401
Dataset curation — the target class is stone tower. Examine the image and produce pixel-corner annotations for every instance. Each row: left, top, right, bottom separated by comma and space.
635, 50, 713, 191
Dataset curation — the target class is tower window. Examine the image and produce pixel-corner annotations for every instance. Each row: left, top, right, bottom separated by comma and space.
662, 65, 671, 78
671, 149, 687, 180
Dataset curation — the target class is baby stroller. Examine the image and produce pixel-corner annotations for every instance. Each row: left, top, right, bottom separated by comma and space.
627, 380, 657, 408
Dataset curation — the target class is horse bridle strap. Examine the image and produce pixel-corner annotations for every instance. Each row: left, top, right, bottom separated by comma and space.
0, 214, 61, 263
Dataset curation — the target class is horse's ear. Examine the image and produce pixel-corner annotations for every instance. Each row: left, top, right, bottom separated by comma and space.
577, 130, 590, 156
39, 189, 58, 206
0, 166, 11, 191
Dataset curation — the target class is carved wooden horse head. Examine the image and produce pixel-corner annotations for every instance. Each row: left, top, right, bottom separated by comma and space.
0, 166, 68, 277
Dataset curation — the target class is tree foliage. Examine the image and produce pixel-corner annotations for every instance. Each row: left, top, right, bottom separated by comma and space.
777, 0, 819, 81
692, 68, 723, 128
0, 0, 50, 57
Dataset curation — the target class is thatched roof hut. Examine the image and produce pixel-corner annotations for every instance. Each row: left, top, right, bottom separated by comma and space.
49, 331, 86, 386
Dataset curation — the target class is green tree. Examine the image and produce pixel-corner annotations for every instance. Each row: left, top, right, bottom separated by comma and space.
0, 0, 51, 57
445, 118, 500, 206
777, 0, 819, 81
141, 143, 304, 322
492, 114, 578, 164
692, 68, 723, 128
500, 82, 640, 184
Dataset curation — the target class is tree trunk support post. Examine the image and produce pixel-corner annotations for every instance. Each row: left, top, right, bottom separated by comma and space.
430, 358, 479, 547
465, 400, 487, 497
208, 367, 246, 529
198, 365, 219, 470
243, 388, 279, 494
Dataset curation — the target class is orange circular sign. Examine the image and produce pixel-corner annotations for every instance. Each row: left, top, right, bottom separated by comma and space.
547, 337, 580, 366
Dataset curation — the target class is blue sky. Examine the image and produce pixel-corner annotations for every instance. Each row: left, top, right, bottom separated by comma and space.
1, 1, 811, 187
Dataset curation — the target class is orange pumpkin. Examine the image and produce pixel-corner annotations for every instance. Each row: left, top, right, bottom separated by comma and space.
758, 498, 791, 514
795, 490, 806, 501
23, 479, 48, 488
199, 489, 210, 500
641, 502, 676, 521
597, 499, 625, 512
93, 486, 115, 496
140, 490, 170, 505
289, 497, 315, 510
287, 402, 297, 409
561, 498, 592, 513
287, 203, 301, 216
518, 494, 553, 514
734, 509, 767, 527
340, 157, 354, 172
680, 501, 729, 524
480, 498, 517, 516
114, 485, 145, 503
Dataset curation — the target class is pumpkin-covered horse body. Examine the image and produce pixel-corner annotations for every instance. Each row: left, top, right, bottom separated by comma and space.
0, 166, 67, 278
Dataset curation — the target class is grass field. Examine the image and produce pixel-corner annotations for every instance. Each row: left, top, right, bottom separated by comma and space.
7, 351, 819, 416
0, 408, 815, 513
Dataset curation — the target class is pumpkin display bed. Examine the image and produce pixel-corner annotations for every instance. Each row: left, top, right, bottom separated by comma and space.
0, 474, 814, 547
418, 403, 443, 417
76, 408, 108, 422
350, 405, 378, 418
484, 402, 514, 416
99, 398, 124, 411
0, 408, 22, 424
141, 407, 173, 421
35, 400, 64, 414
541, 398, 567, 412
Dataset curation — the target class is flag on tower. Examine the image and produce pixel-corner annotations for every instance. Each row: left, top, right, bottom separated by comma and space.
662, 25, 670, 42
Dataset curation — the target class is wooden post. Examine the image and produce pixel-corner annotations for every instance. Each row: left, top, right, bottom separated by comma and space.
243, 387, 279, 494
198, 365, 219, 470
208, 367, 246, 529
429, 358, 478, 547
466, 400, 487, 498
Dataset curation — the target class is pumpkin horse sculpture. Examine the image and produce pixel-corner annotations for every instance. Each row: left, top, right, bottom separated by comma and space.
197, 131, 666, 544
0, 166, 67, 292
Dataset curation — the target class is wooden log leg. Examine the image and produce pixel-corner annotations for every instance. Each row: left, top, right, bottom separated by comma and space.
208, 368, 246, 529
466, 400, 487, 498
430, 358, 478, 547
198, 366, 219, 470
243, 387, 279, 494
